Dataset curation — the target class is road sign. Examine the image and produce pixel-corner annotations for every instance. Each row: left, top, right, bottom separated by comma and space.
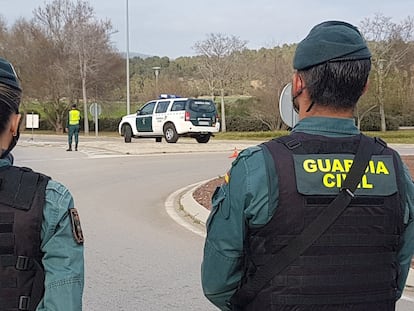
279, 83, 298, 128
26, 112, 39, 141
89, 103, 102, 137
89, 103, 102, 117
26, 113, 39, 129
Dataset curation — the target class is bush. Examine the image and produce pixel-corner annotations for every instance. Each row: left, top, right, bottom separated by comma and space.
359, 112, 399, 131
88, 117, 122, 132
398, 113, 414, 127
226, 116, 269, 131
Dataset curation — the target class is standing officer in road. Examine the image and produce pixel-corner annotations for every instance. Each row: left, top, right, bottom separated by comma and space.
66, 103, 81, 151
0, 57, 84, 310
202, 21, 414, 311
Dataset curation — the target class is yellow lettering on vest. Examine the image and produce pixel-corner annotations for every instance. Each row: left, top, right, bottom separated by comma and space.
343, 159, 353, 172
323, 173, 336, 188
317, 159, 331, 172
367, 160, 375, 174
335, 173, 347, 188
303, 159, 317, 173
331, 159, 345, 172
360, 175, 373, 188
376, 161, 390, 175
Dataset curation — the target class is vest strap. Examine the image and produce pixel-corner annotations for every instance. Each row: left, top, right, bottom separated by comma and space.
16, 256, 30, 271
19, 295, 30, 310
0, 296, 31, 310
271, 270, 394, 287
270, 288, 397, 305
0, 167, 42, 211
251, 252, 397, 266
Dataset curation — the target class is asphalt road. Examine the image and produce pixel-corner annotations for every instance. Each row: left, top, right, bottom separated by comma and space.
14, 137, 235, 310
12, 134, 414, 310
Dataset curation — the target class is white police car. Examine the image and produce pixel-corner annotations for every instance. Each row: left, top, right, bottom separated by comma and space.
118, 95, 220, 143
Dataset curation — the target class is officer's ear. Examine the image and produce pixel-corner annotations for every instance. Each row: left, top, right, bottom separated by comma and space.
292, 72, 304, 94
10, 114, 21, 136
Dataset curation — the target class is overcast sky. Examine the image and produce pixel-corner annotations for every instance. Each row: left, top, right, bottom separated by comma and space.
1, 0, 413, 59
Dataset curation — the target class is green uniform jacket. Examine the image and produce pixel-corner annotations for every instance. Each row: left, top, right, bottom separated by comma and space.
201, 117, 414, 310
0, 157, 84, 311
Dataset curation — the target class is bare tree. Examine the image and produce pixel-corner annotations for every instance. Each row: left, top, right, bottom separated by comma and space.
360, 14, 414, 131
193, 33, 247, 131
248, 47, 293, 130
34, 0, 116, 134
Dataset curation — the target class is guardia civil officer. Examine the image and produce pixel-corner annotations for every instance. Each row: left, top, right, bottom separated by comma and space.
0, 57, 84, 310
202, 21, 414, 311
66, 103, 81, 151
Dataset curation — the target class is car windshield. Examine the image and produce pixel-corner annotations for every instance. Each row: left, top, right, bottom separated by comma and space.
188, 100, 216, 113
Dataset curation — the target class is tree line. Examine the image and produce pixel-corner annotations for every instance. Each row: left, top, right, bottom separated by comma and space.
1, 0, 413, 132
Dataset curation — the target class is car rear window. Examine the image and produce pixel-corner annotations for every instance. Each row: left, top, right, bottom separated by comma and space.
171, 100, 187, 111
188, 100, 216, 113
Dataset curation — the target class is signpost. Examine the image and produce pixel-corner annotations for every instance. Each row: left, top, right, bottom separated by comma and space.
26, 112, 39, 141
89, 103, 102, 137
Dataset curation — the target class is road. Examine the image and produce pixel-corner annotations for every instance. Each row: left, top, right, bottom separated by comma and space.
15, 141, 235, 310
12, 135, 414, 310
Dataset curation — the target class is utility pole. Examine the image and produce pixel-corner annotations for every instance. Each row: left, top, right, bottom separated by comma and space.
126, 0, 130, 115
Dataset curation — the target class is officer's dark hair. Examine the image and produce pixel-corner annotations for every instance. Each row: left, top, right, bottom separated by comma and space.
0, 84, 21, 134
298, 59, 371, 111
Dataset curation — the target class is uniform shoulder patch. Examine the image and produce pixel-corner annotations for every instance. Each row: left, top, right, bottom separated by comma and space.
69, 208, 84, 244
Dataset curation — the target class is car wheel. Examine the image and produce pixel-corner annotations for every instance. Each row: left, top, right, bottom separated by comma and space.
124, 125, 132, 143
155, 137, 162, 142
164, 124, 178, 143
195, 134, 211, 143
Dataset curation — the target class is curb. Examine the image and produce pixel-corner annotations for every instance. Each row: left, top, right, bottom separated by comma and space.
407, 268, 414, 288
180, 181, 211, 226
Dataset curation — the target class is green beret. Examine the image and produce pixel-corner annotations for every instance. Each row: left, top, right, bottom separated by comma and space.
293, 21, 371, 70
0, 57, 21, 91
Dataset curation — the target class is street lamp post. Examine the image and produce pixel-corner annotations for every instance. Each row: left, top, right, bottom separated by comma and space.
126, 0, 130, 115
152, 66, 161, 97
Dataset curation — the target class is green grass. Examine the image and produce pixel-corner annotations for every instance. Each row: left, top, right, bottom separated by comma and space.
22, 129, 414, 144
213, 130, 414, 143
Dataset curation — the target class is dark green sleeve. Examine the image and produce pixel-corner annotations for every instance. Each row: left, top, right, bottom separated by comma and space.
201, 146, 274, 309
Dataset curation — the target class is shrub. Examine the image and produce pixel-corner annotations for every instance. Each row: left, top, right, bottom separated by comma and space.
359, 112, 399, 131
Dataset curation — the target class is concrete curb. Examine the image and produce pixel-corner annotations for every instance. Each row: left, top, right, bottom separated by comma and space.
180, 180, 211, 226
407, 268, 414, 288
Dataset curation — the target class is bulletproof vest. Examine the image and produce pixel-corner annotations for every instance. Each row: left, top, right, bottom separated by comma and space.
241, 133, 405, 311
0, 166, 50, 311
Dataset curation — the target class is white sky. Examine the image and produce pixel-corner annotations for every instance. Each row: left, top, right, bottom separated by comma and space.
1, 0, 413, 58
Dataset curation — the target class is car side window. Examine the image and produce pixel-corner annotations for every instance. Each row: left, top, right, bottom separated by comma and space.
171, 100, 186, 111
155, 101, 170, 113
139, 102, 156, 115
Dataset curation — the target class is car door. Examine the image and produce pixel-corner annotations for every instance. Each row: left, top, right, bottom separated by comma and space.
136, 101, 156, 132
152, 100, 170, 134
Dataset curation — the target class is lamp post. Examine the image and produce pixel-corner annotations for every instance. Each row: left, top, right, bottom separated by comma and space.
152, 66, 161, 97
126, 0, 130, 115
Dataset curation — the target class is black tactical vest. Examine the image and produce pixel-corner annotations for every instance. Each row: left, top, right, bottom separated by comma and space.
240, 133, 405, 311
0, 165, 50, 311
